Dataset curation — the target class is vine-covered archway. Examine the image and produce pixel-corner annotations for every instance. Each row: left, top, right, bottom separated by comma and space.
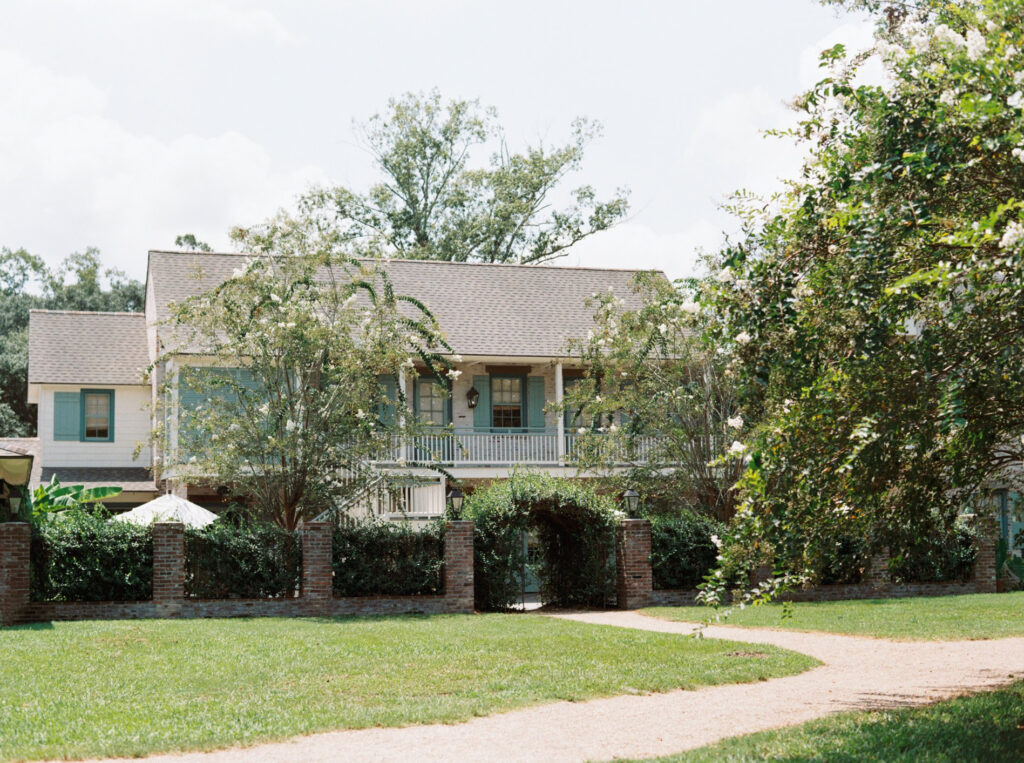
461, 472, 621, 610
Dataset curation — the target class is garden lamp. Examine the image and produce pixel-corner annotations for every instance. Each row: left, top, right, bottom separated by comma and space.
447, 487, 464, 513
623, 489, 639, 514
0, 445, 33, 519
466, 386, 480, 409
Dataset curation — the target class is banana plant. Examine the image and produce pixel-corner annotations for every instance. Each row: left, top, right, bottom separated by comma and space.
27, 476, 122, 519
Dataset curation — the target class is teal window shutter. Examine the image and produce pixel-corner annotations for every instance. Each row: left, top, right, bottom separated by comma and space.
53, 392, 80, 441
377, 374, 397, 427
472, 375, 490, 431
527, 377, 546, 431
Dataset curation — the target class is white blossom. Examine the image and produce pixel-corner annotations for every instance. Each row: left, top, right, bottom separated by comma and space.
1000, 221, 1024, 249
1007, 90, 1024, 110
447, 368, 462, 380
729, 440, 747, 455
658, 323, 668, 334
735, 331, 752, 345
1012, 146, 1024, 163
727, 415, 744, 429
965, 28, 987, 60
270, 293, 282, 303
1014, 71, 1024, 86
680, 301, 700, 314
608, 423, 618, 432
716, 267, 734, 284
710, 534, 723, 549
933, 24, 966, 48
355, 408, 367, 419
876, 39, 907, 62
1006, 45, 1019, 60
577, 427, 587, 435
939, 90, 957, 107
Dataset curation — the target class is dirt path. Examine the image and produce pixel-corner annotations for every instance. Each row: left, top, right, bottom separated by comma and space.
84, 611, 1024, 763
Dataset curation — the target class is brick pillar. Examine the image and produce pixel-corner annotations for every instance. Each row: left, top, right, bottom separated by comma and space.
443, 520, 474, 613
0, 523, 30, 627
971, 513, 998, 594
616, 519, 652, 610
864, 552, 889, 590
300, 521, 333, 615
153, 522, 184, 617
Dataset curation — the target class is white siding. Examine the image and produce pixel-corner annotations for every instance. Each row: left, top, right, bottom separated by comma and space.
39, 384, 153, 467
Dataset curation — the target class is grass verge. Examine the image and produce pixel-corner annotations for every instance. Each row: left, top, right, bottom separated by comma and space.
646, 681, 1024, 762
643, 591, 1024, 640
0, 613, 817, 761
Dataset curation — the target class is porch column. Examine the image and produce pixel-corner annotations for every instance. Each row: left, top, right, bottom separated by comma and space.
555, 361, 565, 461
399, 369, 410, 464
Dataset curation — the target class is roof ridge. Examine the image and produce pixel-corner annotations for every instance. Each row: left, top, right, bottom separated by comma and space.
29, 309, 144, 317
147, 249, 663, 275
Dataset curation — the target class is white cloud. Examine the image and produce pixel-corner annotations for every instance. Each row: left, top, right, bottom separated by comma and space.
559, 220, 726, 281
0, 49, 326, 277
87, 0, 296, 45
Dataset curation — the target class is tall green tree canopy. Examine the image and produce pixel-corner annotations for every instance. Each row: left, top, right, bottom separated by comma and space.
705, 0, 1024, 587
273, 90, 629, 264
0, 248, 143, 436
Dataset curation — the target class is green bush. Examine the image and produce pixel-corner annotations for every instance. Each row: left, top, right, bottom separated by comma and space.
30, 511, 153, 602
650, 512, 725, 590
185, 522, 301, 599
332, 520, 445, 596
463, 472, 619, 610
890, 524, 979, 584
817, 534, 870, 585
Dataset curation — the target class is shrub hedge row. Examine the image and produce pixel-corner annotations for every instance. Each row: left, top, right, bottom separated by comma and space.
30, 511, 153, 602
649, 512, 725, 590
184, 522, 301, 599
332, 520, 445, 596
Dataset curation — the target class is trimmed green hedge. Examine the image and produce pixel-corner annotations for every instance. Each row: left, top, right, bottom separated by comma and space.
332, 520, 445, 596
649, 512, 725, 590
890, 524, 978, 584
30, 512, 153, 602
184, 522, 301, 599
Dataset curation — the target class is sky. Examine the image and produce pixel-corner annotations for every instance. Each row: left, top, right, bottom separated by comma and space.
0, 1, 876, 282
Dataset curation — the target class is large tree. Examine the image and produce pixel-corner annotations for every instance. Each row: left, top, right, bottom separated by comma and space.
565, 273, 745, 522
0, 248, 144, 437
272, 90, 630, 264
162, 226, 455, 530
703, 0, 1024, 591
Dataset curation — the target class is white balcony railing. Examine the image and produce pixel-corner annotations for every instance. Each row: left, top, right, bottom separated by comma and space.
381, 428, 663, 467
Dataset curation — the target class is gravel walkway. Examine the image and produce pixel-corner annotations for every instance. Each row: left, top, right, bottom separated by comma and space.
83, 611, 1024, 763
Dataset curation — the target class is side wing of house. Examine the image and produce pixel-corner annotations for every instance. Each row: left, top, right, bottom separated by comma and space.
27, 310, 157, 506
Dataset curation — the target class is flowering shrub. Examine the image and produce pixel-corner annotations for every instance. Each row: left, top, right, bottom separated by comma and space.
700, 0, 1024, 596
331, 520, 445, 596
30, 511, 153, 602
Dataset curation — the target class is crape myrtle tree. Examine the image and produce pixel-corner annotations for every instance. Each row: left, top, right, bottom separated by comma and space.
280, 90, 630, 264
565, 273, 746, 522
700, 0, 1024, 599
158, 224, 457, 531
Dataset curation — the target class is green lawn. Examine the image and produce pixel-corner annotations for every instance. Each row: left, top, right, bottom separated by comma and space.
643, 591, 1024, 640
646, 681, 1024, 762
0, 614, 817, 761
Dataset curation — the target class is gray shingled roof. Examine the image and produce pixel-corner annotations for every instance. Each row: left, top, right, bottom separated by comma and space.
28, 311, 150, 385
39, 466, 156, 493
148, 250, 661, 357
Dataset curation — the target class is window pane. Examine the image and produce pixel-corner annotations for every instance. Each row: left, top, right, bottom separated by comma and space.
492, 377, 523, 428
84, 393, 110, 439
417, 379, 445, 426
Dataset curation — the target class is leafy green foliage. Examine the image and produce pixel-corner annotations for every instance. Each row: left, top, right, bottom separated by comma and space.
173, 233, 213, 252
462, 472, 620, 610
184, 522, 301, 599
163, 235, 454, 530
701, 0, 1024, 593
27, 476, 123, 519
889, 523, 978, 583
30, 511, 153, 602
650, 513, 726, 590
331, 520, 444, 596
0, 246, 143, 436
279, 90, 629, 264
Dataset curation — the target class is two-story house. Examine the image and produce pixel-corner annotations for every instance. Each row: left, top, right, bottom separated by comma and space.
21, 250, 658, 517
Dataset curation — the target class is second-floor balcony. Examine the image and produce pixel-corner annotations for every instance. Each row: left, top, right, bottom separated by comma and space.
381, 428, 662, 468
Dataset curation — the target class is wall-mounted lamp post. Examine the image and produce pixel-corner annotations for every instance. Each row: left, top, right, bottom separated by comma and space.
466, 386, 480, 409
447, 487, 464, 515
623, 488, 639, 515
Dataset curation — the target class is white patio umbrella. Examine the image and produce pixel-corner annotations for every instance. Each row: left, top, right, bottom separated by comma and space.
110, 494, 219, 528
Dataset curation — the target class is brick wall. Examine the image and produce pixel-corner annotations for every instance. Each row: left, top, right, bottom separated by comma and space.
0, 523, 30, 626
616, 519, 652, 610
443, 520, 474, 613
970, 513, 998, 594
3, 518, 476, 626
